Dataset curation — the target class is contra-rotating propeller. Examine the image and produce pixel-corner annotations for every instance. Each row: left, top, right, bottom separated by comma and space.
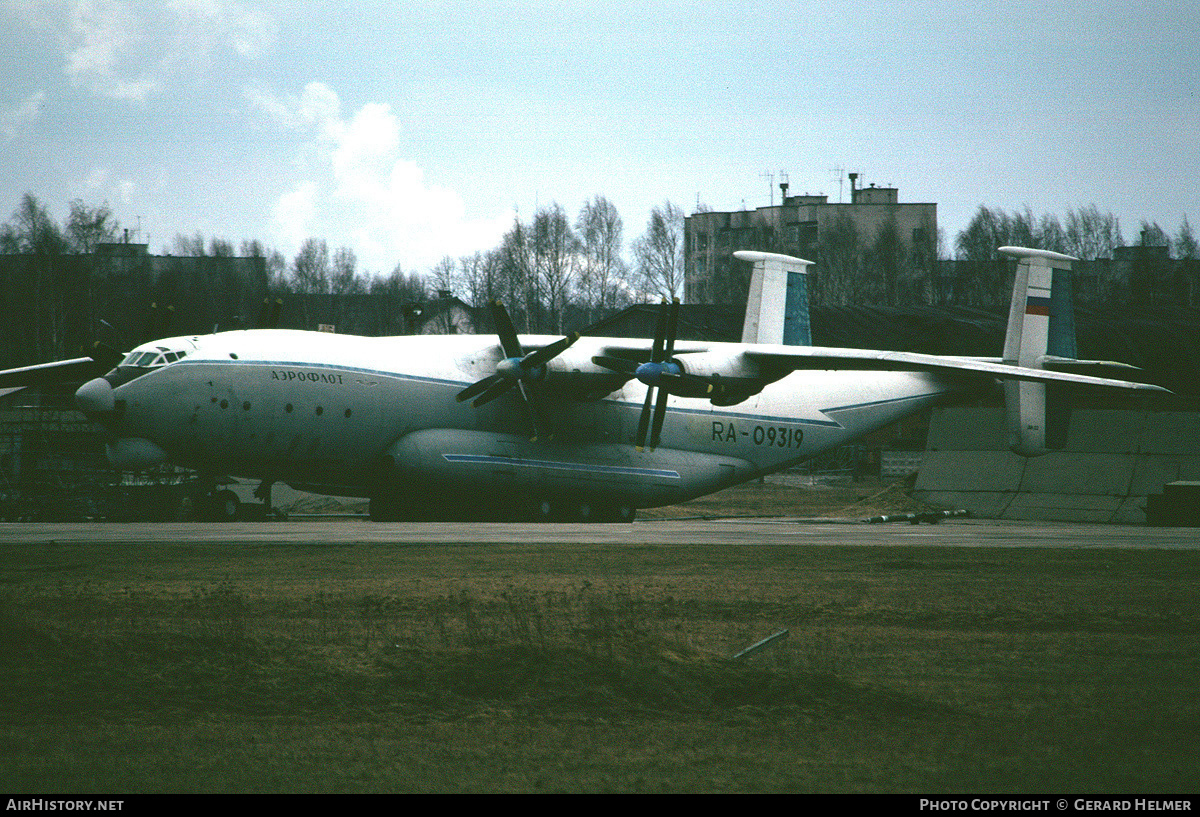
455, 300, 580, 441
592, 297, 727, 452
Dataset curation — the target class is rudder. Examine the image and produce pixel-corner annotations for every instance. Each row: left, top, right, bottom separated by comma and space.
734, 250, 815, 346
999, 246, 1079, 456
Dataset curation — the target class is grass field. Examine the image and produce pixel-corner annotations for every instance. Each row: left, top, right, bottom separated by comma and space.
2, 527, 1199, 793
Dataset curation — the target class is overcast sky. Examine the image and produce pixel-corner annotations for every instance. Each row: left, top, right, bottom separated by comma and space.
2, 0, 1197, 277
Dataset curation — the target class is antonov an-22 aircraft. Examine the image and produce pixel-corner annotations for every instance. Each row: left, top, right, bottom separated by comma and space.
0, 246, 1167, 522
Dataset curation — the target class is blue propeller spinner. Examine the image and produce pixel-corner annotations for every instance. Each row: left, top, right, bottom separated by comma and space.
455, 300, 579, 441
591, 298, 724, 452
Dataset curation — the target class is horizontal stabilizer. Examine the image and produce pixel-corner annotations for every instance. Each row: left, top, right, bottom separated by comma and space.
1040, 356, 1144, 379
742, 345, 1170, 393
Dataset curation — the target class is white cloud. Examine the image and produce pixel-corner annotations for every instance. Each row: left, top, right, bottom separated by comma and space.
84, 165, 110, 190
62, 0, 159, 102
247, 81, 510, 273
0, 90, 46, 141
116, 179, 135, 206
272, 181, 318, 248
44, 0, 278, 102
167, 0, 277, 59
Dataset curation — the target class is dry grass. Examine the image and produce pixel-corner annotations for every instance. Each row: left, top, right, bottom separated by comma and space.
2, 526, 1199, 793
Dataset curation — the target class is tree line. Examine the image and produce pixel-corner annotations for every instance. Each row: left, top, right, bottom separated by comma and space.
0, 192, 686, 364
948, 205, 1198, 310
2, 191, 1196, 367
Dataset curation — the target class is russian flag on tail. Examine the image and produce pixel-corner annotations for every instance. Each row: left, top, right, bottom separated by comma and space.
1025, 295, 1052, 316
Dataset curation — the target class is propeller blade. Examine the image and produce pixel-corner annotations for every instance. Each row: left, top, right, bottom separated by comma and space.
471, 377, 515, 408
456, 372, 504, 403
461, 301, 583, 441
635, 386, 655, 451
521, 332, 580, 369
650, 299, 669, 363
663, 297, 680, 359
649, 387, 670, 450
518, 381, 552, 441
591, 355, 639, 376
256, 298, 271, 329
490, 300, 523, 360
269, 298, 283, 329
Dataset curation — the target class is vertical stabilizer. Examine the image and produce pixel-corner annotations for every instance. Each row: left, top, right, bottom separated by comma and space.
998, 246, 1080, 455
734, 250, 815, 346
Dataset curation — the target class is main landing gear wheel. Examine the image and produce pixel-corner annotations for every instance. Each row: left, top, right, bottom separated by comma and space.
369, 494, 406, 522
532, 497, 637, 523
213, 489, 240, 522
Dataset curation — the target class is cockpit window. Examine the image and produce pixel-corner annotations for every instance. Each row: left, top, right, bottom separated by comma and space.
120, 340, 195, 369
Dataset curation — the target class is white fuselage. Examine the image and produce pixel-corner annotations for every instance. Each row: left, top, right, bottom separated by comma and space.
106, 329, 957, 507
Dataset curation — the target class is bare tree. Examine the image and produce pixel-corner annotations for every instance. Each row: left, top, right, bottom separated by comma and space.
1, 194, 70, 359
172, 232, 207, 256
4, 193, 66, 254
576, 195, 627, 322
429, 255, 457, 297
1037, 213, 1067, 254
496, 217, 536, 331
65, 199, 118, 253
369, 264, 427, 334
815, 210, 861, 305
632, 200, 684, 300
208, 237, 234, 257
1175, 216, 1198, 260
456, 250, 500, 312
291, 237, 330, 294
533, 203, 579, 332
1064, 205, 1124, 260
330, 246, 360, 295
869, 218, 905, 306
1139, 220, 1169, 248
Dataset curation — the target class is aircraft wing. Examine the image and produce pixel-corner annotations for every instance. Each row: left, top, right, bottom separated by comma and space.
0, 356, 111, 389
593, 340, 710, 358
742, 344, 1171, 393
0, 343, 123, 390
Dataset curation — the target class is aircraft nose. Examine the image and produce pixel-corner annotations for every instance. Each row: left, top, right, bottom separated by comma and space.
75, 376, 115, 414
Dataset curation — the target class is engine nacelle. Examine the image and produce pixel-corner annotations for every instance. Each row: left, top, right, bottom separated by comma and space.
673, 352, 772, 406
673, 351, 761, 381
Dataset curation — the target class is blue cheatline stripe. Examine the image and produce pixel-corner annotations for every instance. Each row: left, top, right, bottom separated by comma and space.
820, 391, 946, 415
442, 453, 680, 480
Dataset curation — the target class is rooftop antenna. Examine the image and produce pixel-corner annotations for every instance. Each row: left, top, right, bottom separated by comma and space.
760, 170, 775, 206
778, 170, 789, 202
830, 166, 845, 203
